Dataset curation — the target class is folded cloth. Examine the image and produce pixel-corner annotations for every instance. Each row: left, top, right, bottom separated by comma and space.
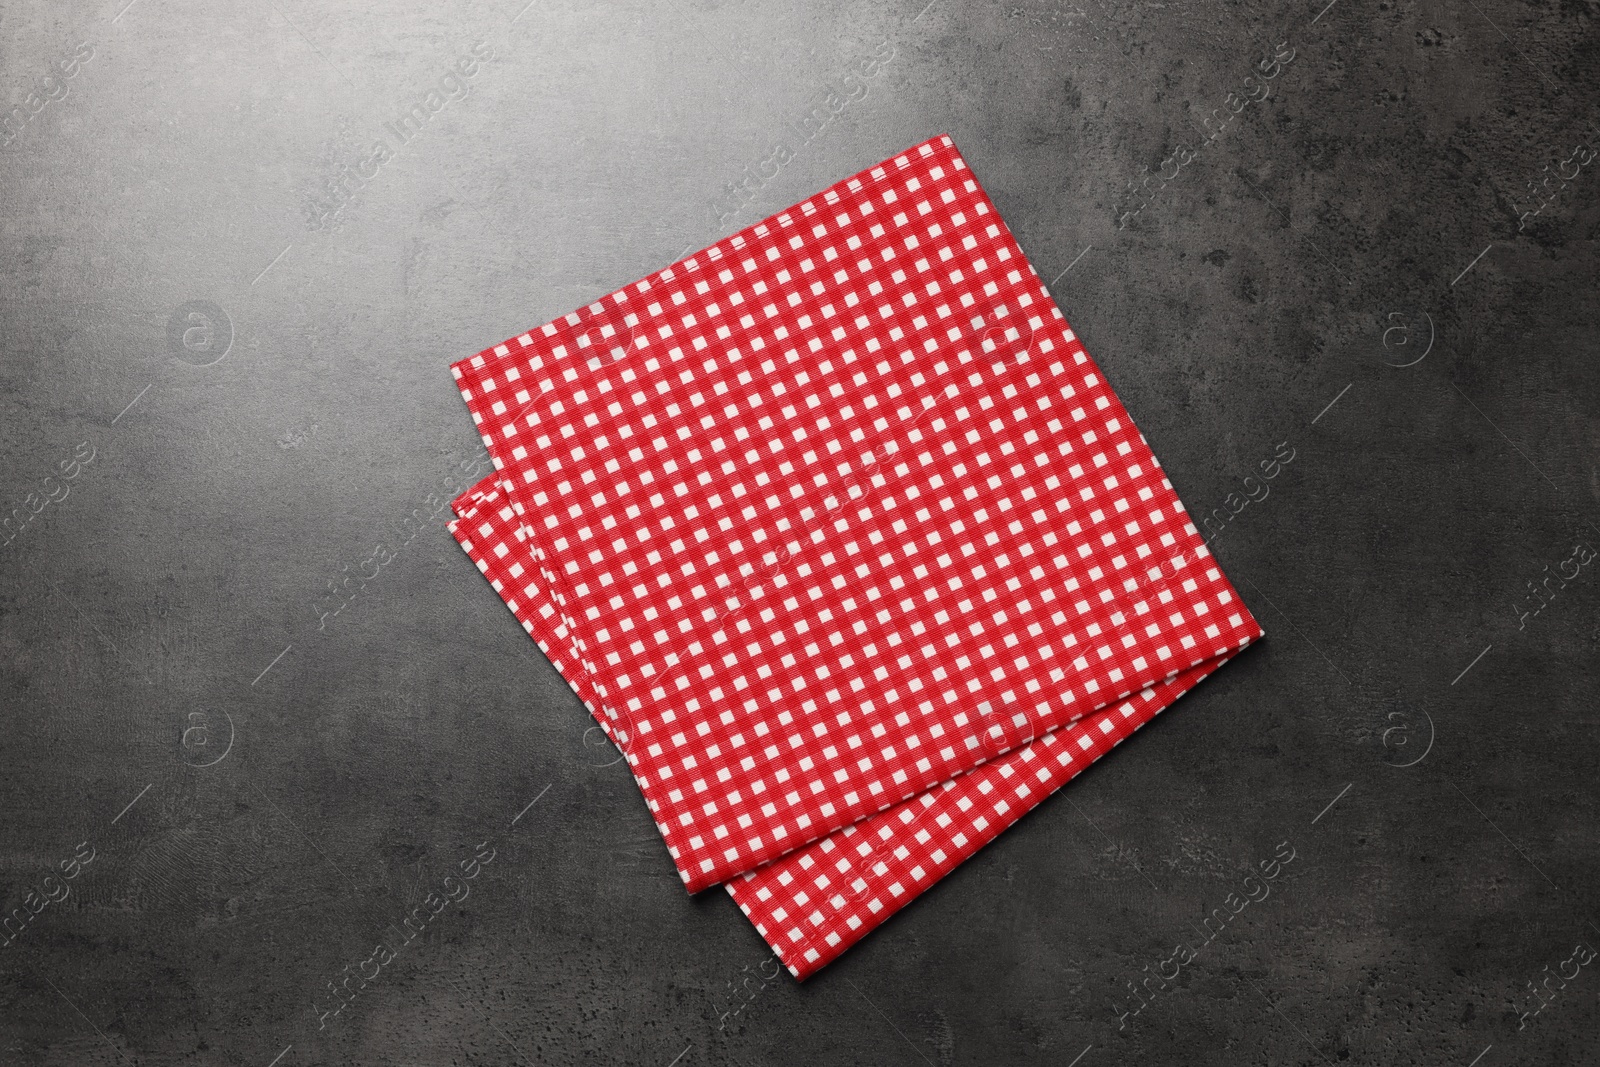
449, 478, 1238, 977
448, 134, 1261, 896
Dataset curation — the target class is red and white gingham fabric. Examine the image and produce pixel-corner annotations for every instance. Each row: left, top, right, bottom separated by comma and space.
449, 477, 1237, 978
445, 134, 1262, 975
450, 134, 1260, 891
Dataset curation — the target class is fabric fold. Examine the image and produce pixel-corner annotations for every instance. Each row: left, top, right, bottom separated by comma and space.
449, 477, 1250, 977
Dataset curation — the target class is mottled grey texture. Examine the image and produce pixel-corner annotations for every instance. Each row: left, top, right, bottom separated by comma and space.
1, 0, 1597, 1063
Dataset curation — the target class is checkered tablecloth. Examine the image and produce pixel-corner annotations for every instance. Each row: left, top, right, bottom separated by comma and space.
446, 133, 1262, 976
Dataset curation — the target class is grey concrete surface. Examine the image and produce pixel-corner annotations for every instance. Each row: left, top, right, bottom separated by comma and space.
2, 0, 1597, 1063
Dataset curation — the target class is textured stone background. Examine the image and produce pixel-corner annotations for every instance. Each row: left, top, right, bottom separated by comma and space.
1, 0, 1597, 1064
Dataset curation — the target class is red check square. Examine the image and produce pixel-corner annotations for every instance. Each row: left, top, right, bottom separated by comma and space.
449, 135, 1261, 894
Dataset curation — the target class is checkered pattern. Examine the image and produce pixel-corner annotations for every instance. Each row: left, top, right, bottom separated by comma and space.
449, 475, 1242, 978
449, 135, 1261, 893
